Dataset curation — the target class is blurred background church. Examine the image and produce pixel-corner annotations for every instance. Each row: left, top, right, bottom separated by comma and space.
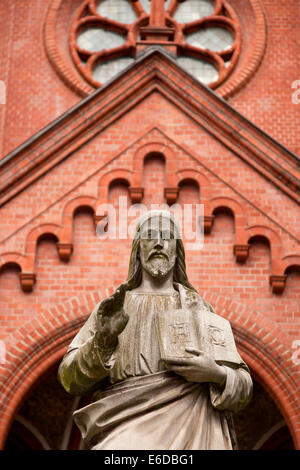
0, 0, 299, 450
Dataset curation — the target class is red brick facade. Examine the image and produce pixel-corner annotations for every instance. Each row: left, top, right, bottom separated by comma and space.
0, 0, 299, 450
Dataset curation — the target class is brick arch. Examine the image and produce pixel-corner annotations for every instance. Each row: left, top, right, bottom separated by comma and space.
0, 252, 25, 273
97, 169, 133, 202
132, 142, 177, 188
282, 255, 300, 274
177, 178, 200, 206
247, 225, 281, 249
0, 291, 299, 449
177, 169, 212, 214
44, 0, 93, 97
282, 255, 300, 288
210, 197, 249, 254
210, 196, 247, 231
24, 224, 61, 271
60, 195, 97, 243
246, 225, 282, 273
130, 142, 179, 205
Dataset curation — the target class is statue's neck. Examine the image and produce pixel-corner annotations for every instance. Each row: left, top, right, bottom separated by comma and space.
132, 269, 176, 294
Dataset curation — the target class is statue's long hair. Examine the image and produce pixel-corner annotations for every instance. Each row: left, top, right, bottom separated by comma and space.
98, 233, 197, 318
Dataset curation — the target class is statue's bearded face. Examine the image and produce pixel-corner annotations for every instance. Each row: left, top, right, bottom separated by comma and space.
138, 215, 177, 279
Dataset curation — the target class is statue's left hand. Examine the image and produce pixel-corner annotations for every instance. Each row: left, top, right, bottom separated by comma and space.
164, 347, 226, 386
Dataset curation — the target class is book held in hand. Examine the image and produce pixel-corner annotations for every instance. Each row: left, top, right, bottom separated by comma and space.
155, 307, 199, 360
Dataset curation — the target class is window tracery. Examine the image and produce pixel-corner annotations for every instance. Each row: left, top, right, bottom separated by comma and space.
70, 0, 241, 88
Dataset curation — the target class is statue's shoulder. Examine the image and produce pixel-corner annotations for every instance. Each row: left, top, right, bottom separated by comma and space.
200, 299, 232, 334
201, 297, 230, 325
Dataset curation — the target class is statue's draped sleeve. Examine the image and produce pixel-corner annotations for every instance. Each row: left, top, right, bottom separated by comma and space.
58, 303, 114, 395
209, 364, 252, 413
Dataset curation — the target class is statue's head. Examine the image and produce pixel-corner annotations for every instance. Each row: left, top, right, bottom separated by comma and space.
126, 210, 195, 291
99, 210, 196, 317
135, 210, 178, 280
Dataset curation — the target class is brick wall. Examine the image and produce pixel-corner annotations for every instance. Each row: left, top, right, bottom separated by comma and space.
0, 0, 299, 449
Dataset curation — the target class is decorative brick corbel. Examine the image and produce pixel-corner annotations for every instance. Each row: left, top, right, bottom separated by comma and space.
164, 187, 179, 205
94, 212, 107, 226
203, 215, 215, 234
270, 275, 287, 295
234, 244, 250, 263
20, 272, 36, 293
57, 243, 73, 262
129, 187, 144, 204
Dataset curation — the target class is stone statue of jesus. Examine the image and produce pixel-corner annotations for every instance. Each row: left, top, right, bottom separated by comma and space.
58, 210, 252, 450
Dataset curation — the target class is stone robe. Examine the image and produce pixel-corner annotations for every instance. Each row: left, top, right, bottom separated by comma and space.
58, 284, 252, 450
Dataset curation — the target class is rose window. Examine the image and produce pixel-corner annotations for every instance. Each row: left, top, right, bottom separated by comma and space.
70, 0, 241, 89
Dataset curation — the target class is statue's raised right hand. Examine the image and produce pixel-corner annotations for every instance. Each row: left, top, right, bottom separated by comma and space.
96, 294, 129, 351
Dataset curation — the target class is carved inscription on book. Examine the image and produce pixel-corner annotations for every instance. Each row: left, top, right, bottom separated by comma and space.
156, 308, 198, 359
